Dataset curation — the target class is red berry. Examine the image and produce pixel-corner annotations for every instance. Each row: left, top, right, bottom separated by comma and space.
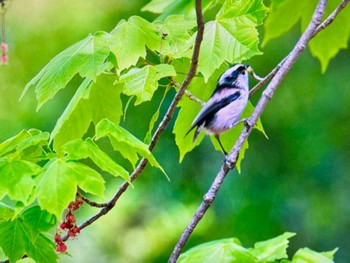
65, 213, 76, 223
72, 226, 80, 234
54, 233, 62, 243
60, 222, 67, 229
56, 243, 67, 253
68, 230, 75, 237
60, 221, 72, 229
67, 202, 75, 210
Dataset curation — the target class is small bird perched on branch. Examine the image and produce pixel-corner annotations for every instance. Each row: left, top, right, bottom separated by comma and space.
186, 64, 252, 155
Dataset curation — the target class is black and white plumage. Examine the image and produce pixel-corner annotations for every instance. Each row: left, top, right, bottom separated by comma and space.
186, 64, 251, 154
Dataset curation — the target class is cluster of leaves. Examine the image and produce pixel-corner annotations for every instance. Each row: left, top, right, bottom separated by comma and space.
179, 232, 338, 263
0, 0, 348, 262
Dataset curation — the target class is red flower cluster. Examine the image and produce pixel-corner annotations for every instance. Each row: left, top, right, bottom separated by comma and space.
55, 195, 84, 253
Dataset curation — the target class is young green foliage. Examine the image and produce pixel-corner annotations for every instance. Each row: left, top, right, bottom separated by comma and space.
179, 233, 337, 263
36, 158, 105, 218
263, 0, 350, 72
196, 0, 268, 81
63, 138, 130, 182
21, 32, 112, 109
95, 119, 166, 177
0, 206, 57, 263
116, 64, 176, 105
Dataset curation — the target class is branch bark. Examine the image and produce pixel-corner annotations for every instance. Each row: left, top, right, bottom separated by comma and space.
61, 0, 205, 242
168, 0, 334, 261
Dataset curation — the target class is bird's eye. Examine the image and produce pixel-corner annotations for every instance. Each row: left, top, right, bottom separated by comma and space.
241, 71, 246, 75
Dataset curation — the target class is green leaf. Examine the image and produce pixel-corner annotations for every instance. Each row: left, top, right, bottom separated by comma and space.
63, 138, 130, 182
110, 16, 162, 71
22, 31, 111, 109
195, 0, 268, 81
263, 1, 312, 46
307, 1, 350, 72
250, 232, 296, 262
142, 0, 216, 20
144, 87, 170, 144
0, 207, 57, 263
142, 0, 178, 14
36, 158, 105, 218
264, 0, 350, 72
116, 64, 176, 105
95, 119, 166, 177
0, 159, 41, 204
178, 238, 258, 263
0, 203, 14, 222
16, 130, 49, 153
0, 219, 28, 262
154, 15, 196, 57
0, 130, 31, 157
51, 74, 123, 152
292, 248, 337, 263
21, 206, 56, 233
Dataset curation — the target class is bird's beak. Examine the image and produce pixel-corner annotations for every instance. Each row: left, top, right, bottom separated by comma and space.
246, 65, 253, 74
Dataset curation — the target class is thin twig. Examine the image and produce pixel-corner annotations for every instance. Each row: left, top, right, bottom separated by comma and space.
61, 0, 205, 242
80, 195, 109, 208
249, 0, 350, 98
168, 0, 329, 262
170, 77, 204, 105
314, 0, 350, 35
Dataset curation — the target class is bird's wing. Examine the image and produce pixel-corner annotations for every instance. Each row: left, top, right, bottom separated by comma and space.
186, 91, 241, 135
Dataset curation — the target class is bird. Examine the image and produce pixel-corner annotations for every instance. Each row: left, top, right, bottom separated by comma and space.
186, 63, 251, 155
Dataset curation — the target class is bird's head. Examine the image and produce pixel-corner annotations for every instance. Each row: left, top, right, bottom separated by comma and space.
218, 64, 250, 90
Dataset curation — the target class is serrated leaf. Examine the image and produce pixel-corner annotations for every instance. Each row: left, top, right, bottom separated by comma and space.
0, 208, 57, 263
0, 219, 28, 262
263, 1, 311, 46
154, 15, 196, 57
0, 130, 31, 157
16, 130, 49, 153
116, 64, 176, 105
178, 238, 258, 263
21, 206, 56, 234
36, 158, 105, 218
52, 74, 123, 152
95, 119, 167, 177
110, 16, 162, 71
22, 31, 111, 109
0, 159, 41, 205
144, 87, 170, 144
292, 247, 336, 263
63, 138, 130, 182
264, 0, 349, 72
250, 232, 296, 262
306, 1, 350, 72
194, 0, 268, 81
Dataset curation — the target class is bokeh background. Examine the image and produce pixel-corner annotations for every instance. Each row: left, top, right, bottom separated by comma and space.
1, 1, 349, 262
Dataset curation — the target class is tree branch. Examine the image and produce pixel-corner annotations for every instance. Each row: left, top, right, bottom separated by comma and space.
61, 0, 205, 242
168, 0, 330, 261
249, 0, 350, 98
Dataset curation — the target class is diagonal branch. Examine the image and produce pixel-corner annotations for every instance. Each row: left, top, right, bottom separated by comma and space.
249, 0, 350, 98
168, 0, 332, 261
61, 0, 205, 242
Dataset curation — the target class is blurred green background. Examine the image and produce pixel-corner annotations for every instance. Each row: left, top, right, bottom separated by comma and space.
1, 1, 350, 262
